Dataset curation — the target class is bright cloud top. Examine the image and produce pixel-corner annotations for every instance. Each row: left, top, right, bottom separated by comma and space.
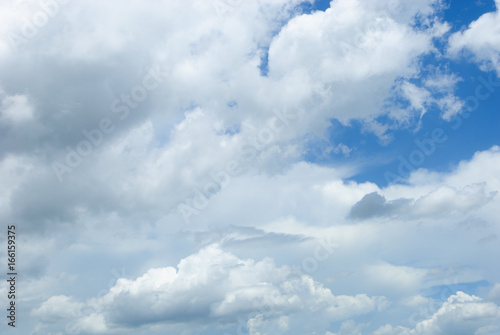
33, 245, 388, 334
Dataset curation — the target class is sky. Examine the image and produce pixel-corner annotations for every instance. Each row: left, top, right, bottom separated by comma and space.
0, 0, 499, 334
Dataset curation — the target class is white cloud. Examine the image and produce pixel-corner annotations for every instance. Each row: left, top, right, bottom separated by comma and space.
11, 143, 500, 335
365, 263, 428, 292
266, 0, 453, 136
448, 0, 500, 75
411, 183, 496, 217
31, 295, 84, 321
401, 295, 433, 308
327, 319, 369, 335
0, 0, 465, 231
33, 245, 387, 333
0, 1, 498, 334
488, 283, 500, 301
375, 292, 500, 335
0, 91, 34, 123
348, 182, 495, 221
379, 146, 500, 218
247, 314, 290, 335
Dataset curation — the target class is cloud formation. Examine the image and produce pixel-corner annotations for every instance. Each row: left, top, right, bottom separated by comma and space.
448, 0, 500, 75
33, 245, 388, 334
374, 292, 500, 335
0, 0, 498, 334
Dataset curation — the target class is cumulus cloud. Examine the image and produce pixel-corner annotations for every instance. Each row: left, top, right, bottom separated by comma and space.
0, 0, 467, 236
349, 183, 496, 220
21, 144, 500, 334
1, 1, 499, 334
0, 0, 458, 170
33, 245, 388, 333
347, 146, 500, 223
374, 292, 500, 335
327, 319, 369, 335
267, 0, 456, 136
448, 0, 500, 75
31, 295, 84, 322
411, 183, 496, 216
488, 283, 500, 302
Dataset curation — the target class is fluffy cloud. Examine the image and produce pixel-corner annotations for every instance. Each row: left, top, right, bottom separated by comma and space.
31, 295, 84, 322
488, 283, 500, 302
0, 0, 458, 169
33, 245, 387, 334
347, 146, 500, 221
327, 320, 369, 335
0, 0, 465, 236
21, 144, 500, 334
375, 292, 500, 335
349, 182, 496, 220
448, 0, 500, 75
267, 0, 454, 135
1, 1, 499, 334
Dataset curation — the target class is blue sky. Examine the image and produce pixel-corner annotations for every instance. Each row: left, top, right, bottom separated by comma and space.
0, 0, 500, 335
305, 0, 500, 187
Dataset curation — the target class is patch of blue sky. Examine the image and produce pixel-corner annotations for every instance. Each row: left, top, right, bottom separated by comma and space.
306, 70, 499, 186
303, 0, 500, 187
259, 46, 270, 77
444, 0, 497, 32
425, 279, 492, 301
310, 0, 331, 13
227, 100, 238, 108
216, 124, 241, 136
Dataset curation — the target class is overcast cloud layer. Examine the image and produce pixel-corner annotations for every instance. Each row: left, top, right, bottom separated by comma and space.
0, 0, 499, 334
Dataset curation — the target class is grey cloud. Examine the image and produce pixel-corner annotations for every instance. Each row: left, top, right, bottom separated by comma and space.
348, 192, 411, 220
349, 183, 496, 221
